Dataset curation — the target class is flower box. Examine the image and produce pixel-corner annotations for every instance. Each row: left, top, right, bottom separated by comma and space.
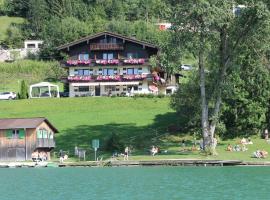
96, 75, 121, 81
123, 58, 145, 65
122, 74, 147, 80
96, 59, 119, 65
66, 60, 91, 66
67, 76, 92, 81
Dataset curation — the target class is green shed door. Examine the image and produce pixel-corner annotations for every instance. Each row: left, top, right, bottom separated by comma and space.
6, 130, 13, 139
18, 129, 25, 139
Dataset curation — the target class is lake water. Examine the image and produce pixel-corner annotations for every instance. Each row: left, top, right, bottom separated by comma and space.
0, 166, 269, 200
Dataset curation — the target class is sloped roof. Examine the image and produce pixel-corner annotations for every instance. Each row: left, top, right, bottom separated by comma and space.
0, 117, 59, 133
57, 31, 158, 50
30, 82, 58, 87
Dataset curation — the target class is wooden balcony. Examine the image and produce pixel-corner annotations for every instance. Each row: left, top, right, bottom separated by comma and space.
36, 138, 55, 148
90, 43, 124, 50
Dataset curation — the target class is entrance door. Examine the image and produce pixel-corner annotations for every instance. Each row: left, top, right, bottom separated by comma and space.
95, 86, 100, 96
7, 148, 25, 161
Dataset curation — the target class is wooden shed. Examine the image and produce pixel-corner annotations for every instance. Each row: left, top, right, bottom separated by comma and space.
0, 117, 58, 161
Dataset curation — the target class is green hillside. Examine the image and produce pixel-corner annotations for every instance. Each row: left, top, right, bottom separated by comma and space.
0, 97, 176, 151
0, 97, 269, 161
0, 60, 65, 92
0, 16, 25, 42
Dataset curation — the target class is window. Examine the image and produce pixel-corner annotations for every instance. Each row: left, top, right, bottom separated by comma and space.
123, 68, 127, 75
100, 38, 106, 43
27, 43, 36, 48
74, 69, 90, 76
78, 53, 89, 61
110, 37, 117, 43
12, 130, 19, 139
103, 53, 114, 60
103, 68, 114, 76
100, 37, 117, 43
98, 68, 103, 75
138, 68, 142, 74
6, 129, 25, 139
127, 52, 138, 59
37, 129, 48, 139
105, 85, 116, 92
127, 68, 134, 75
89, 69, 93, 75
78, 86, 89, 92
128, 85, 138, 91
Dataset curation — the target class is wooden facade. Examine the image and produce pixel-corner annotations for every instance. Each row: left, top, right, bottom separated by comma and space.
0, 118, 58, 161
57, 31, 163, 97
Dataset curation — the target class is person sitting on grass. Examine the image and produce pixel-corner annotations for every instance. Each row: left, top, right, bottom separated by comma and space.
261, 150, 268, 158
233, 144, 241, 152
253, 150, 262, 158
242, 144, 248, 152
151, 146, 158, 156
226, 144, 233, 152
253, 150, 268, 158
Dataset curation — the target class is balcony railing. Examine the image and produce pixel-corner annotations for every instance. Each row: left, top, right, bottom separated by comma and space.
64, 58, 148, 67
90, 43, 124, 50
123, 58, 145, 65
96, 59, 119, 65
67, 74, 149, 82
36, 138, 55, 148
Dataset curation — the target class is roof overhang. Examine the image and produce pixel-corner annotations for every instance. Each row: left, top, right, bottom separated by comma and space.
57, 31, 159, 51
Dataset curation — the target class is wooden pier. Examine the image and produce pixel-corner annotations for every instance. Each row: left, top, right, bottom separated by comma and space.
2, 159, 270, 168
58, 159, 244, 167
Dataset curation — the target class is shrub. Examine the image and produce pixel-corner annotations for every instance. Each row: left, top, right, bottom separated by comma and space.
19, 80, 28, 99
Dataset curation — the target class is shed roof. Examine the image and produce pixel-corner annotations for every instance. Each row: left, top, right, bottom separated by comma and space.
0, 117, 59, 133
57, 31, 159, 50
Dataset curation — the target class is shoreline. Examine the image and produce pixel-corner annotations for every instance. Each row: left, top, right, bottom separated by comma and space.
1, 159, 270, 168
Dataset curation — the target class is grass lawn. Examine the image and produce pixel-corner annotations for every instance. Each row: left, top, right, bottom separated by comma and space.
0, 97, 269, 162
0, 16, 25, 42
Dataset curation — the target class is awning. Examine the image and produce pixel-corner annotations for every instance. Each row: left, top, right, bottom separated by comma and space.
71, 82, 140, 86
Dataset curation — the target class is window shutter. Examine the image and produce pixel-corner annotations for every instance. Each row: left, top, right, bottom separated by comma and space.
19, 129, 25, 139
6, 130, 13, 139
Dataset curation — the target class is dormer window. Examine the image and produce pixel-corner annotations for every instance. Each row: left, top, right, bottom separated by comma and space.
100, 37, 117, 44
78, 53, 89, 61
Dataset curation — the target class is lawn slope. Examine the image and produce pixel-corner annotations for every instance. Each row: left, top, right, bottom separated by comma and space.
0, 16, 25, 42
0, 97, 175, 152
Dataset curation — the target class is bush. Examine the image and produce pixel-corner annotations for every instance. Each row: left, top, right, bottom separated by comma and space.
134, 93, 157, 98
19, 80, 28, 99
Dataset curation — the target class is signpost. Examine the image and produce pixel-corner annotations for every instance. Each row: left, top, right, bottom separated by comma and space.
92, 139, 99, 161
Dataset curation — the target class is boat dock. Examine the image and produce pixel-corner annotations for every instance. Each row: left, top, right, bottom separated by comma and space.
1, 159, 270, 168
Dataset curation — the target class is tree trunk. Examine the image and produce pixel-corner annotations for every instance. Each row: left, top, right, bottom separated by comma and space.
209, 26, 229, 147
198, 33, 210, 149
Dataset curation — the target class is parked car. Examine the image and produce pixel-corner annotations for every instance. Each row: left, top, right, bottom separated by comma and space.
0, 92, 17, 100
59, 92, 69, 97
180, 64, 193, 71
